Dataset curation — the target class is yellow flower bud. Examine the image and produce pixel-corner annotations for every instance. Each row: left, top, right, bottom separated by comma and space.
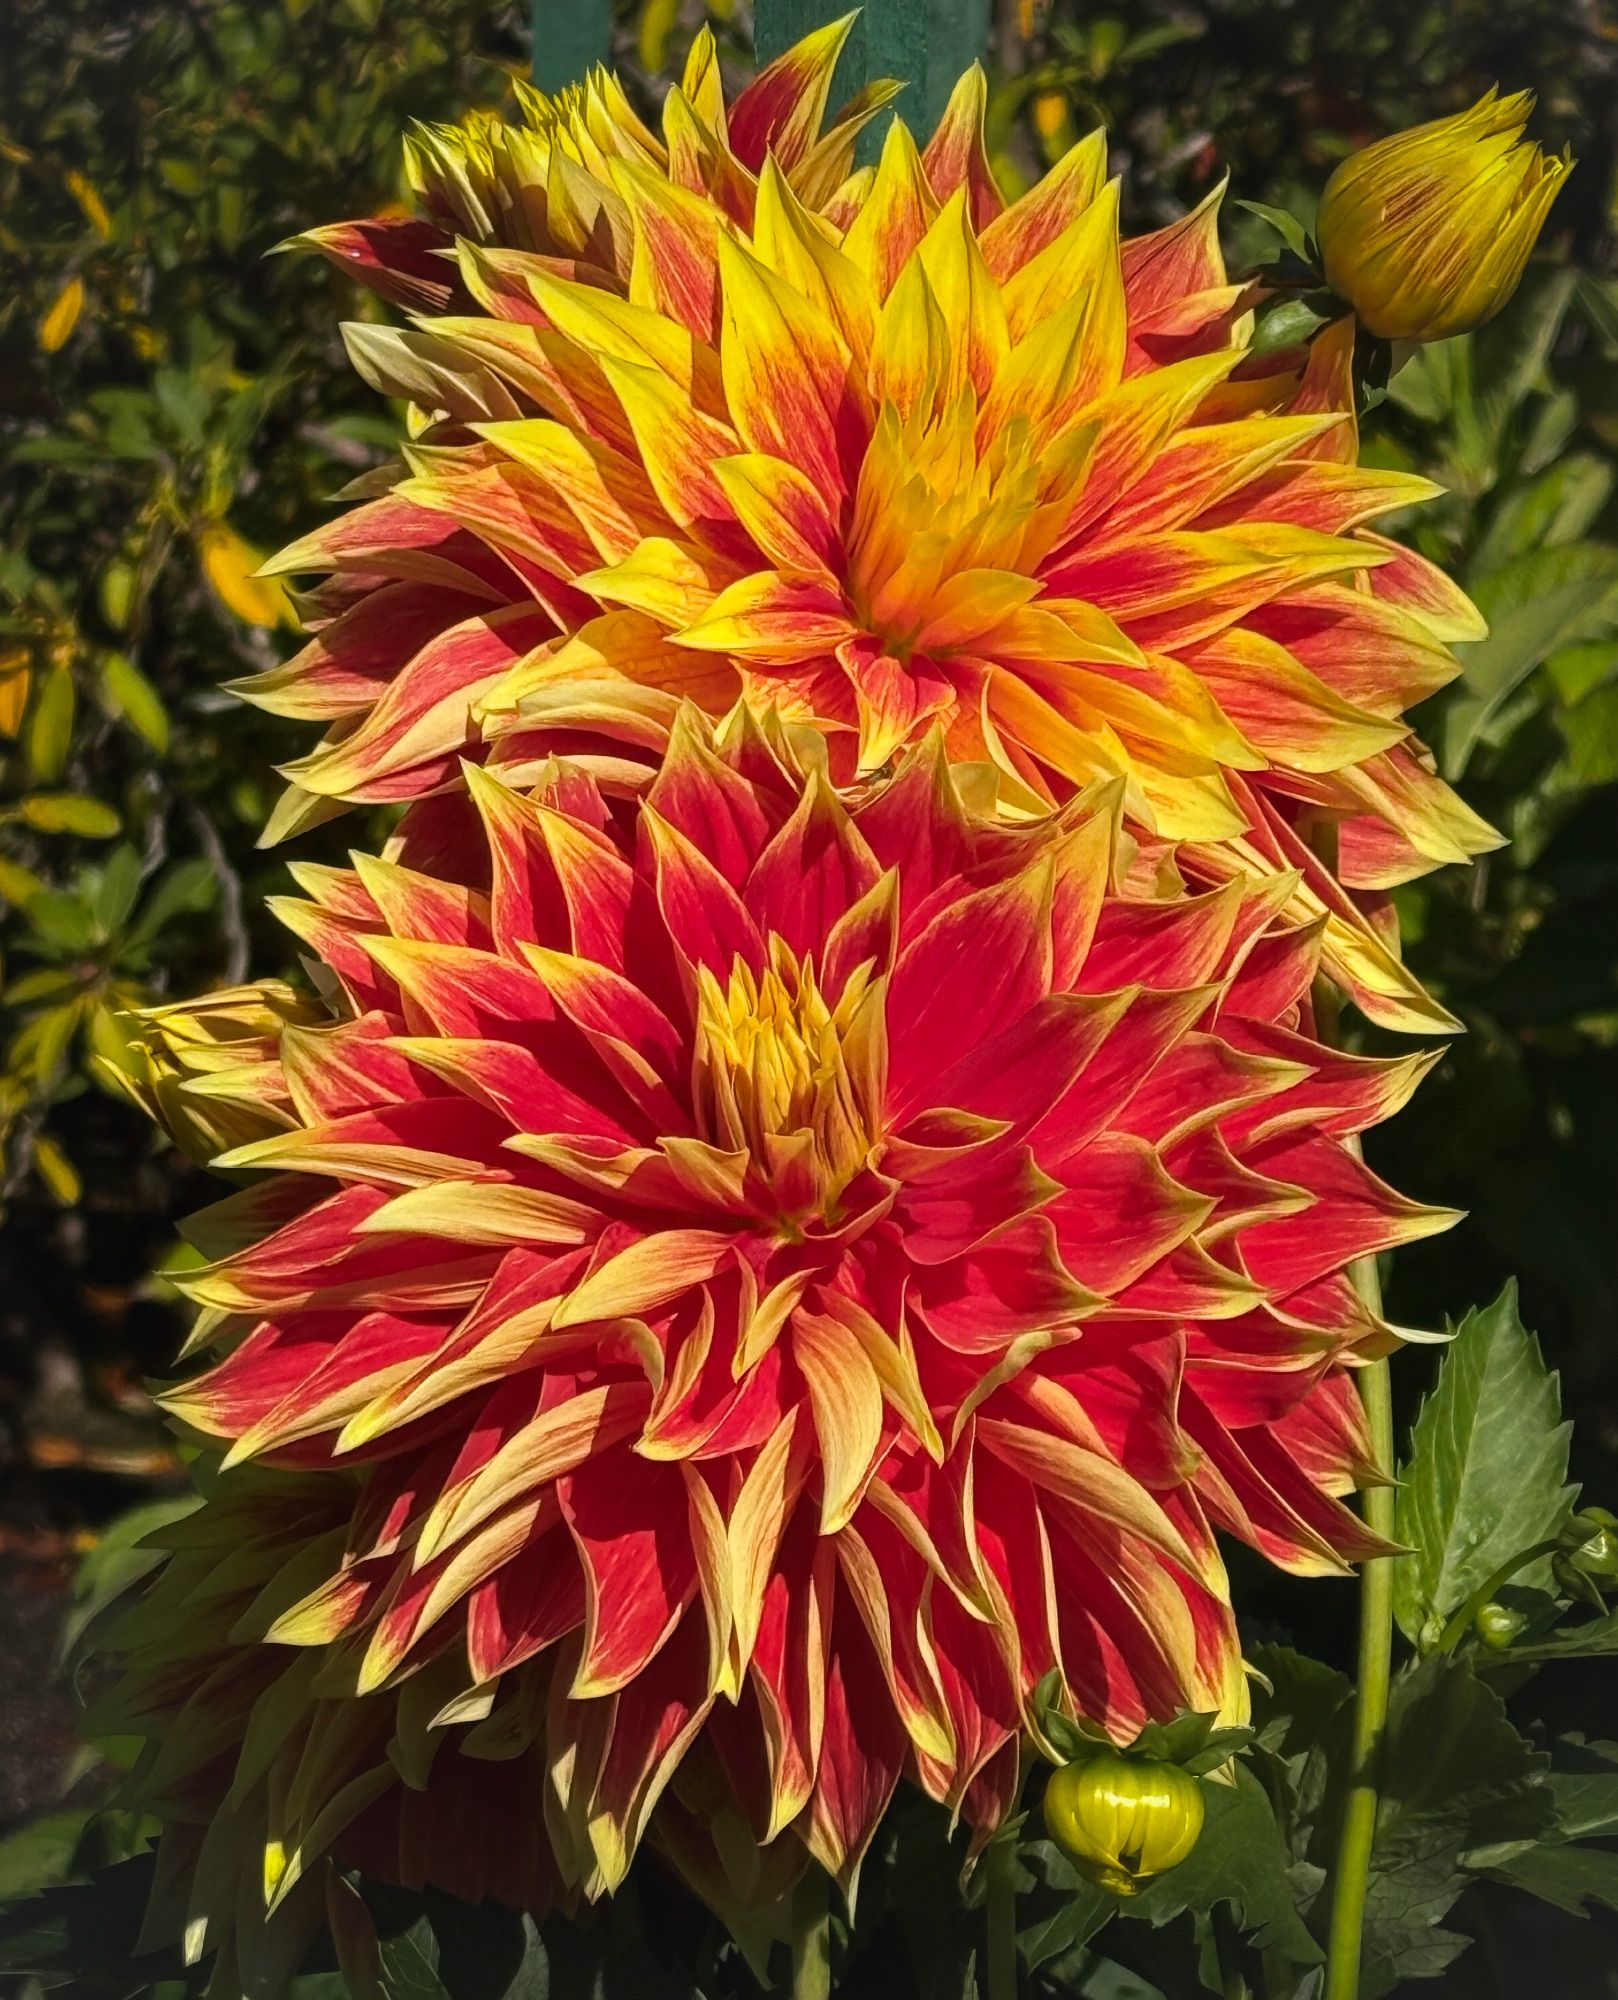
99, 981, 318, 1163
1043, 1750, 1205, 1898
1317, 89, 1572, 343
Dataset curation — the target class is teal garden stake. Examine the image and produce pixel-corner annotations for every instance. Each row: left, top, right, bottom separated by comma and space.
532, 0, 611, 92
755, 0, 990, 140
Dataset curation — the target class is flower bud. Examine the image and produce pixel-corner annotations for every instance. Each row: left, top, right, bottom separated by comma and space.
99, 981, 317, 1163
1562, 1507, 1618, 1578
1043, 1750, 1205, 1898
1317, 89, 1572, 343
1474, 1600, 1527, 1650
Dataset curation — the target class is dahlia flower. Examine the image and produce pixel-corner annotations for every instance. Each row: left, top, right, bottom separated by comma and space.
1318, 90, 1571, 344
143, 708, 1450, 1928
295, 17, 897, 314
98, 982, 321, 1164
244, 30, 1496, 1032
94, 1467, 569, 1990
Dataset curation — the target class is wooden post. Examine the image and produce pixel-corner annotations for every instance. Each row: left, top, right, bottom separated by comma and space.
755, 0, 991, 141
532, 0, 611, 93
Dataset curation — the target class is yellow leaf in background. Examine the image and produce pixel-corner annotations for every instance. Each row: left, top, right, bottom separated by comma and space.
65, 169, 113, 240
0, 651, 30, 737
38, 276, 85, 353
20, 793, 120, 836
26, 666, 74, 780
32, 1132, 82, 1207
101, 651, 170, 751
0, 856, 44, 908
99, 558, 136, 631
1032, 90, 1067, 141
637, 0, 680, 73
197, 522, 293, 628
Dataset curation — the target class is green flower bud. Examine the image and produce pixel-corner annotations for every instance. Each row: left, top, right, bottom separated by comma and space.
1043, 1750, 1205, 1898
1563, 1508, 1618, 1580
1474, 1600, 1527, 1649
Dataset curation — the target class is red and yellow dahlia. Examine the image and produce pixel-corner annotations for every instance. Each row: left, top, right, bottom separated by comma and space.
97, 1468, 572, 1989
144, 709, 1450, 1922
243, 32, 1494, 1031
296, 18, 897, 314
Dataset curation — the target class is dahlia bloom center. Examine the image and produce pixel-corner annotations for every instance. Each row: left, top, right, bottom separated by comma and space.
693, 941, 881, 1221
846, 398, 1051, 665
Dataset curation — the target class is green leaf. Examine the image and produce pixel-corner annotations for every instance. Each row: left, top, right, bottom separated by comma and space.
1540, 1739, 1618, 1843
0, 1814, 95, 1901
102, 650, 170, 751
426, 1893, 538, 2000
127, 856, 218, 944
1233, 199, 1311, 262
1472, 266, 1578, 452
1393, 1282, 1574, 1650
504, 1919, 548, 2000
25, 667, 75, 782
17, 887, 96, 953
19, 793, 120, 837
1251, 299, 1327, 356
91, 843, 143, 932
1248, 1643, 1354, 1866
1483, 1842, 1618, 1917
1503, 1607, 1618, 1660
1123, 1764, 1324, 1966
1016, 1844, 1115, 1974
1444, 544, 1618, 776
380, 1916, 451, 2000
1359, 1654, 1555, 1998
63, 1496, 199, 1656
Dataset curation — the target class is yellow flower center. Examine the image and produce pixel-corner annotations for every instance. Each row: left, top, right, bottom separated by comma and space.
846, 395, 1057, 659
692, 939, 881, 1216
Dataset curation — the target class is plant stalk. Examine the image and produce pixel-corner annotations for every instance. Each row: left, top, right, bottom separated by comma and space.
791, 1866, 833, 2000
985, 1831, 1019, 2000
1324, 1248, 1395, 2000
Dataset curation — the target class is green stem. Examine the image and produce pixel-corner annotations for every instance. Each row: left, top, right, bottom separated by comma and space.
1323, 1245, 1394, 2000
791, 1867, 832, 2000
1433, 1538, 1560, 1652
985, 1832, 1018, 2000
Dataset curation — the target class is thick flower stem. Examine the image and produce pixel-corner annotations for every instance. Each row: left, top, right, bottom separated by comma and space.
791, 1867, 833, 2000
1324, 1252, 1395, 2000
985, 1833, 1019, 2000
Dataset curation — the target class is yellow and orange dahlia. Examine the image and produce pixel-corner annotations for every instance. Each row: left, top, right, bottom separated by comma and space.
244, 31, 1496, 1032
132, 711, 1450, 1929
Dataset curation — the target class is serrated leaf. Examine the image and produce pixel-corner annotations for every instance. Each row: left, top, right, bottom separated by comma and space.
1393, 1282, 1574, 1649
380, 1916, 451, 2000
1016, 1843, 1115, 1974
63, 1496, 199, 1655
0, 1814, 94, 1901
1482, 1841, 1618, 1917
1541, 1740, 1618, 1842
1360, 1654, 1555, 1998
1495, 1606, 1618, 1662
1124, 1764, 1324, 1966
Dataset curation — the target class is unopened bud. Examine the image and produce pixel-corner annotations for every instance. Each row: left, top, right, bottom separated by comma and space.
1043, 1750, 1204, 1898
